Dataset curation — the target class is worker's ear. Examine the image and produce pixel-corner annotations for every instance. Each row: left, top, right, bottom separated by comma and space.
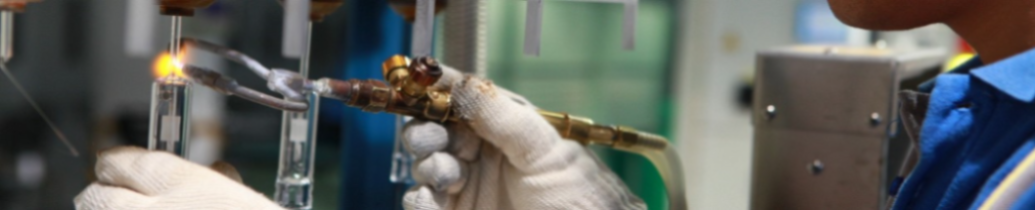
209, 160, 243, 183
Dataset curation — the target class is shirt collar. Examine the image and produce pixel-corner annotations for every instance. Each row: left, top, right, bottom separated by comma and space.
971, 48, 1035, 103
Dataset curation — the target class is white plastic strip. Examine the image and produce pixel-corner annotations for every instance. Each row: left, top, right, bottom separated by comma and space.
282, 0, 310, 58
523, 0, 543, 56
289, 118, 308, 142
411, 0, 436, 57
160, 115, 181, 141
622, 0, 636, 50
522, 0, 638, 55
124, 0, 156, 57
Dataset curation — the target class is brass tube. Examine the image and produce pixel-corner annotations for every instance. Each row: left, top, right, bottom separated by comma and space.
313, 77, 669, 153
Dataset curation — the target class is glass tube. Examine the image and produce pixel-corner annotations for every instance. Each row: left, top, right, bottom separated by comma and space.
275, 22, 318, 210
1, 11, 13, 61
390, 115, 414, 183
275, 92, 319, 209
148, 77, 192, 157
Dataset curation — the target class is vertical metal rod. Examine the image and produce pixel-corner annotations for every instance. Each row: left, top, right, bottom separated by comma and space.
169, 16, 182, 59
276, 22, 318, 210
1, 11, 13, 62
523, 0, 543, 56
299, 23, 312, 76
282, 0, 311, 58
621, 0, 637, 50
410, 0, 435, 57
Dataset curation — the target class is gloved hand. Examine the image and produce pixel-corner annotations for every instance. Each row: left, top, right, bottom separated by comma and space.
75, 147, 282, 210
401, 71, 646, 210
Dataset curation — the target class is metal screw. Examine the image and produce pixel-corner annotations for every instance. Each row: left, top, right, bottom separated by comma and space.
870, 112, 881, 126
809, 160, 824, 175
766, 105, 776, 120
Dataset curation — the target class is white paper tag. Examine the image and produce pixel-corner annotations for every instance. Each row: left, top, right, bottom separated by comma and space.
523, 0, 544, 56
282, 0, 311, 58
289, 118, 308, 142
522, 0, 637, 54
124, 0, 157, 57
160, 115, 181, 142
622, 0, 637, 50
411, 0, 436, 57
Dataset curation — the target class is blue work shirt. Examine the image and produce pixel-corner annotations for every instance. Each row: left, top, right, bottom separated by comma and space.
892, 48, 1035, 210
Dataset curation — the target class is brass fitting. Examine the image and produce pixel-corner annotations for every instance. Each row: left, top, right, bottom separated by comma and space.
382, 55, 442, 106
387, 0, 447, 22
538, 110, 669, 153
309, 0, 344, 21
314, 78, 454, 122
158, 0, 216, 16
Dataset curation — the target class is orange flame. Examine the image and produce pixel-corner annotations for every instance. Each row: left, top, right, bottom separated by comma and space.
152, 52, 185, 79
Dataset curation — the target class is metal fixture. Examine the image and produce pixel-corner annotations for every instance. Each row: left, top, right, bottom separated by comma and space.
751, 46, 946, 210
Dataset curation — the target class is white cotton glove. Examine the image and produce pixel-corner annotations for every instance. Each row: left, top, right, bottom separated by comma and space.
75, 147, 283, 210
401, 68, 646, 210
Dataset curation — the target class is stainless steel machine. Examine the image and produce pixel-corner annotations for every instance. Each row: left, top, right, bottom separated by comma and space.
750, 46, 945, 210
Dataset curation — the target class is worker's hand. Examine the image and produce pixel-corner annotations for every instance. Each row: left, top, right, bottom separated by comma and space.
401, 70, 646, 210
75, 147, 282, 210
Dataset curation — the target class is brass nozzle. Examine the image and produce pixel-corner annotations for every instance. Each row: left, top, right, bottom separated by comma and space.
538, 110, 669, 152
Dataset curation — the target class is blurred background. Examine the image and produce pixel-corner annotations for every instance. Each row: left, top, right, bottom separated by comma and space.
0, 0, 965, 209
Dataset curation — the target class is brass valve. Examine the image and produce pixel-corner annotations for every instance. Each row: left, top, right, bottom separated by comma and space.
313, 55, 669, 153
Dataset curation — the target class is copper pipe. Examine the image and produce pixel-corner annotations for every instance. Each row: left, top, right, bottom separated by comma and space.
184, 65, 309, 112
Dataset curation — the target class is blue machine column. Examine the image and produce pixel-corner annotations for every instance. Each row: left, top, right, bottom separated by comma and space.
338, 0, 410, 209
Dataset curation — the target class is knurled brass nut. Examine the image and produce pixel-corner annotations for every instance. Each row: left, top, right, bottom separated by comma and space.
409, 57, 443, 87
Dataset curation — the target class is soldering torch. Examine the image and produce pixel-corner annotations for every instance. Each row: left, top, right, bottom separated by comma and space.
315, 55, 670, 153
